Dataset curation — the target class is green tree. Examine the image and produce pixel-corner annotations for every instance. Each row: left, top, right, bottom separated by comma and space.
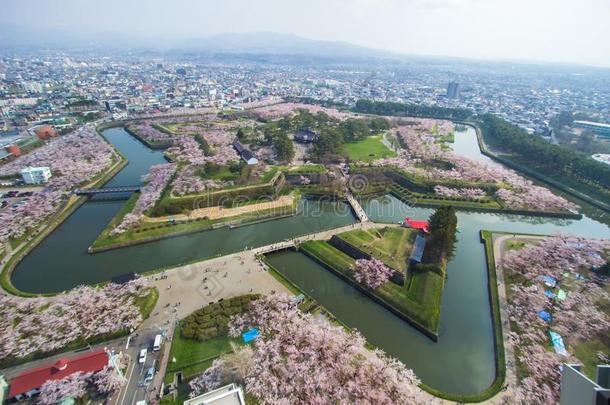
369, 117, 391, 133
427, 206, 458, 263
274, 133, 295, 163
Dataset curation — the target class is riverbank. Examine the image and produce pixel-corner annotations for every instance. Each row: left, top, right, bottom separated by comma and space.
0, 131, 129, 297
299, 238, 443, 341
350, 167, 582, 220
88, 194, 300, 253
470, 121, 610, 214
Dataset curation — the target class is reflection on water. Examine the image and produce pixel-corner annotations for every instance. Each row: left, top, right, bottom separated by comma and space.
11, 128, 357, 293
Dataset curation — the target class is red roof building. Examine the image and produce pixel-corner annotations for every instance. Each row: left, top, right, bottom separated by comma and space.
5, 144, 21, 157
8, 350, 108, 399
403, 218, 430, 233
35, 125, 58, 140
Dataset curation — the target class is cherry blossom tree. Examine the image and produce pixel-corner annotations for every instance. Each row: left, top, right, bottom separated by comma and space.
500, 234, 610, 404
190, 293, 431, 404
37, 371, 90, 405
434, 185, 486, 199
112, 163, 176, 234
352, 258, 393, 289
369, 120, 578, 213
91, 366, 126, 394
36, 366, 125, 404
0, 125, 118, 242
0, 280, 148, 360
299, 175, 311, 185
189, 346, 254, 394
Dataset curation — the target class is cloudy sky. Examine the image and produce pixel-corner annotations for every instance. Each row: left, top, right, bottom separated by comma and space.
2, 0, 610, 67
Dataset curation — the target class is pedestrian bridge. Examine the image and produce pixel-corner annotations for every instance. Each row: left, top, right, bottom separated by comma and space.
74, 186, 140, 195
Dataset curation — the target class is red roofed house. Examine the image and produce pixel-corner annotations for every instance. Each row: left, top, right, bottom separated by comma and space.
35, 125, 58, 140
8, 350, 108, 400
403, 218, 430, 233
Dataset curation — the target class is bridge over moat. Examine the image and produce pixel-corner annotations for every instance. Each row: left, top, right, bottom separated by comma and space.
73, 186, 140, 195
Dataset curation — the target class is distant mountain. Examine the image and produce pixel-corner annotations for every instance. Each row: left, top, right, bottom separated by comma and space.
0, 26, 398, 61
177, 32, 396, 59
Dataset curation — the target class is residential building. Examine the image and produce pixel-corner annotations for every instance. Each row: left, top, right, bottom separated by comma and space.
560, 364, 610, 405
35, 125, 58, 140
233, 138, 259, 165
447, 81, 460, 99
7, 350, 109, 401
21, 166, 52, 184
184, 383, 246, 405
294, 129, 317, 143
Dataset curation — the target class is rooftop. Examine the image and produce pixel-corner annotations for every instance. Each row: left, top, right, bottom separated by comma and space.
183, 383, 246, 405
8, 350, 108, 398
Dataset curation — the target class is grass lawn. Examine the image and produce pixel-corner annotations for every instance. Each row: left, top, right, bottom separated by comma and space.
343, 136, 396, 162
336, 227, 416, 272
506, 240, 528, 251
300, 238, 445, 334
134, 288, 159, 319
90, 198, 296, 251
390, 185, 502, 210
287, 164, 327, 174
165, 332, 237, 383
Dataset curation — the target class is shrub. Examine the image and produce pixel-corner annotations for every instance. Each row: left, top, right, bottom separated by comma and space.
180, 294, 260, 341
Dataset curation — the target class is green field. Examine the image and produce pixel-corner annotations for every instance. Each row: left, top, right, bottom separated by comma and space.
300, 235, 445, 335
336, 227, 416, 271
165, 332, 236, 383
343, 135, 396, 162
89, 194, 297, 252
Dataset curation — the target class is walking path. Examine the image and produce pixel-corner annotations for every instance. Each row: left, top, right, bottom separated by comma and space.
143, 194, 295, 223
485, 233, 545, 404
142, 222, 386, 328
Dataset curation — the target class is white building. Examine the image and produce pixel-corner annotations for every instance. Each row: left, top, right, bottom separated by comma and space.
183, 384, 245, 405
21, 166, 52, 184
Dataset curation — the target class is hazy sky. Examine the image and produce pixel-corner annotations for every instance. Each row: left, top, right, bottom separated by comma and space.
2, 0, 610, 67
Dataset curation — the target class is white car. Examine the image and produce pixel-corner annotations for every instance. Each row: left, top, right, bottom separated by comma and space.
138, 349, 147, 364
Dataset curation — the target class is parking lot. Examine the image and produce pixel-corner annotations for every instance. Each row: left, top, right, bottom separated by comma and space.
0, 188, 40, 213
0, 189, 35, 211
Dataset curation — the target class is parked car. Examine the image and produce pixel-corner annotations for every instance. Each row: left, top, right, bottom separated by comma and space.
153, 334, 162, 351
144, 366, 155, 383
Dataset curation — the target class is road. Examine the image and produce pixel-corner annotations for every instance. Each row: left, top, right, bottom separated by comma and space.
485, 233, 545, 404
118, 325, 167, 405
1, 222, 401, 405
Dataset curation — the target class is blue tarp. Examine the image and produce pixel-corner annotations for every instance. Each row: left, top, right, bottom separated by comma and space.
539, 275, 557, 288
549, 331, 568, 356
544, 290, 556, 299
242, 328, 260, 343
410, 235, 426, 263
538, 310, 552, 322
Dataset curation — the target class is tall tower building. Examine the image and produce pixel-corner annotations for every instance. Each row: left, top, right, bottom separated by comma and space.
447, 81, 460, 99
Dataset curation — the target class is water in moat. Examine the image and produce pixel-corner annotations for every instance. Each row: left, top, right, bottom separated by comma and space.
10, 125, 610, 395
265, 127, 610, 395
11, 127, 357, 293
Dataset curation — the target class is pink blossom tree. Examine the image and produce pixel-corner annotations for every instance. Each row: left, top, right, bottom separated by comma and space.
91, 366, 126, 394
500, 234, 610, 404
190, 294, 431, 404
0, 280, 148, 361
352, 258, 393, 289
37, 372, 90, 405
